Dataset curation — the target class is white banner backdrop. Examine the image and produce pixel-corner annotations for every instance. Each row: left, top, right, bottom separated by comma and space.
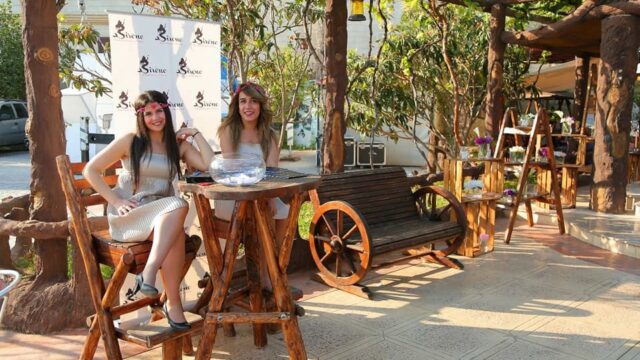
108, 12, 221, 328
108, 12, 221, 149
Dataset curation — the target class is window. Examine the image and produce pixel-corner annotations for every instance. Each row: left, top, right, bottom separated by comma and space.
13, 103, 28, 118
0, 104, 15, 121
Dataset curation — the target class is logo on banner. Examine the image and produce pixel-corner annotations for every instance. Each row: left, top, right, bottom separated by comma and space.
155, 24, 182, 43
112, 20, 143, 41
176, 58, 203, 76
193, 91, 218, 109
192, 27, 218, 46
116, 91, 134, 110
161, 91, 184, 109
138, 56, 167, 75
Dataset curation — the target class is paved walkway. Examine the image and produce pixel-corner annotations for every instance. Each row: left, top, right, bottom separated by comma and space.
1, 218, 639, 359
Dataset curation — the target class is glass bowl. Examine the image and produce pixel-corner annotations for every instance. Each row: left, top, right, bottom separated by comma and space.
209, 153, 266, 186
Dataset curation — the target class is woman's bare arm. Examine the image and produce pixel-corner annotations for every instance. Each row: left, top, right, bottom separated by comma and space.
83, 133, 134, 208
178, 128, 215, 171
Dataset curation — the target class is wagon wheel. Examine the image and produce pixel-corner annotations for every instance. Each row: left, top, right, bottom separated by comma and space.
308, 201, 372, 286
413, 186, 467, 252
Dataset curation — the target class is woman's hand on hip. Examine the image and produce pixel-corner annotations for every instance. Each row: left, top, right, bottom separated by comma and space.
112, 198, 139, 216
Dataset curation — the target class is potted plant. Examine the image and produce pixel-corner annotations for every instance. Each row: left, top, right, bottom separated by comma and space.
518, 113, 535, 127
508, 146, 525, 163
503, 188, 516, 204
463, 179, 484, 198
537, 147, 550, 163
561, 116, 575, 134
549, 111, 563, 133
554, 151, 566, 164
474, 135, 492, 159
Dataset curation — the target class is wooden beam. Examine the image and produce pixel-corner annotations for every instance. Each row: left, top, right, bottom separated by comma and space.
438, 0, 556, 24
501, 1, 640, 54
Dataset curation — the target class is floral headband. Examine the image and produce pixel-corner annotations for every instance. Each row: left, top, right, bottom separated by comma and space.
135, 102, 169, 114
234, 82, 266, 97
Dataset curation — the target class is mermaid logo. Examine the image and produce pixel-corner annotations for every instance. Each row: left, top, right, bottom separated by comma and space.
116, 91, 129, 109
138, 56, 149, 73
113, 20, 125, 38
192, 27, 217, 46
177, 58, 188, 75
162, 91, 184, 109
112, 19, 143, 40
155, 24, 167, 41
193, 91, 217, 109
194, 91, 204, 107
193, 28, 203, 44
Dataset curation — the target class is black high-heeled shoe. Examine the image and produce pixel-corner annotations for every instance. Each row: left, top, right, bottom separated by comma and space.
133, 274, 159, 298
163, 302, 191, 331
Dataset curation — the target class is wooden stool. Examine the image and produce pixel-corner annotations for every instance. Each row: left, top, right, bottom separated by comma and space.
57, 155, 202, 360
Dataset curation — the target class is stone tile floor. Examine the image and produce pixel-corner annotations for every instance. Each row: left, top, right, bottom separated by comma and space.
1, 218, 639, 359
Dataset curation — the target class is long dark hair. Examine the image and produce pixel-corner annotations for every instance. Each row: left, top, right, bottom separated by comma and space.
217, 82, 276, 160
131, 90, 181, 192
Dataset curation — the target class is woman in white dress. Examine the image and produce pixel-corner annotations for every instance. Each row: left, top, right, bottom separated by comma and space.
83, 90, 214, 329
216, 82, 289, 286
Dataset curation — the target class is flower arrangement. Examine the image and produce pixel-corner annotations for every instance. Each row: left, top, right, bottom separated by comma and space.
561, 116, 575, 134
509, 146, 525, 162
470, 128, 492, 159
549, 110, 564, 124
537, 147, 549, 162
474, 135, 492, 146
503, 188, 516, 197
518, 113, 535, 127
554, 151, 567, 164
464, 179, 484, 196
479, 233, 490, 252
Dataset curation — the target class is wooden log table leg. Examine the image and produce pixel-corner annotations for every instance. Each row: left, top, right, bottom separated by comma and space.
195, 200, 248, 360
253, 200, 307, 360
562, 167, 578, 208
243, 214, 267, 347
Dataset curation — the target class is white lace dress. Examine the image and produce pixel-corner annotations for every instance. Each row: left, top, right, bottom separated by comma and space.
107, 153, 187, 242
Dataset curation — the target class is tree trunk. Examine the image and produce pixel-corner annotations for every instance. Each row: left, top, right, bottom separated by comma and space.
322, 0, 347, 174
573, 56, 590, 123
2, 0, 92, 333
426, 130, 438, 174
591, 14, 640, 213
484, 3, 506, 140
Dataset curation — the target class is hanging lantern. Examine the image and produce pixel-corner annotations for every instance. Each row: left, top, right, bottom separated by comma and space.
348, 0, 366, 22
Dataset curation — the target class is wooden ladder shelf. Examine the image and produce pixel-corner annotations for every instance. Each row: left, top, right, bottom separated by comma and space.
494, 107, 566, 244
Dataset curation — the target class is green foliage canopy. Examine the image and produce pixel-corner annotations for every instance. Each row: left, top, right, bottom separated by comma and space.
0, 1, 25, 100
347, 5, 490, 157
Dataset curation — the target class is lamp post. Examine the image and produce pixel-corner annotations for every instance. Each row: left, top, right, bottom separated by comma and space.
348, 0, 366, 21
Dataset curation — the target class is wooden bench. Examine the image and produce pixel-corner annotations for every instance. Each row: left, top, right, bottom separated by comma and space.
56, 155, 202, 359
308, 167, 466, 298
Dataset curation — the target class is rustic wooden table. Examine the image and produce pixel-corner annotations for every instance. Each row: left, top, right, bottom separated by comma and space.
179, 174, 321, 360
443, 158, 504, 257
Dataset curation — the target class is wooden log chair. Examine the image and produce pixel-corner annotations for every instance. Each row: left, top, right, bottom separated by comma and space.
308, 167, 467, 299
56, 155, 202, 360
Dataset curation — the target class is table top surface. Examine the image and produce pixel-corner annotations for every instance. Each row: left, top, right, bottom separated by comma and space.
179, 175, 321, 201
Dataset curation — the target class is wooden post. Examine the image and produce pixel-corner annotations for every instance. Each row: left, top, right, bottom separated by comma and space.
573, 56, 590, 124
322, 0, 348, 174
591, 14, 640, 213
484, 3, 506, 140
